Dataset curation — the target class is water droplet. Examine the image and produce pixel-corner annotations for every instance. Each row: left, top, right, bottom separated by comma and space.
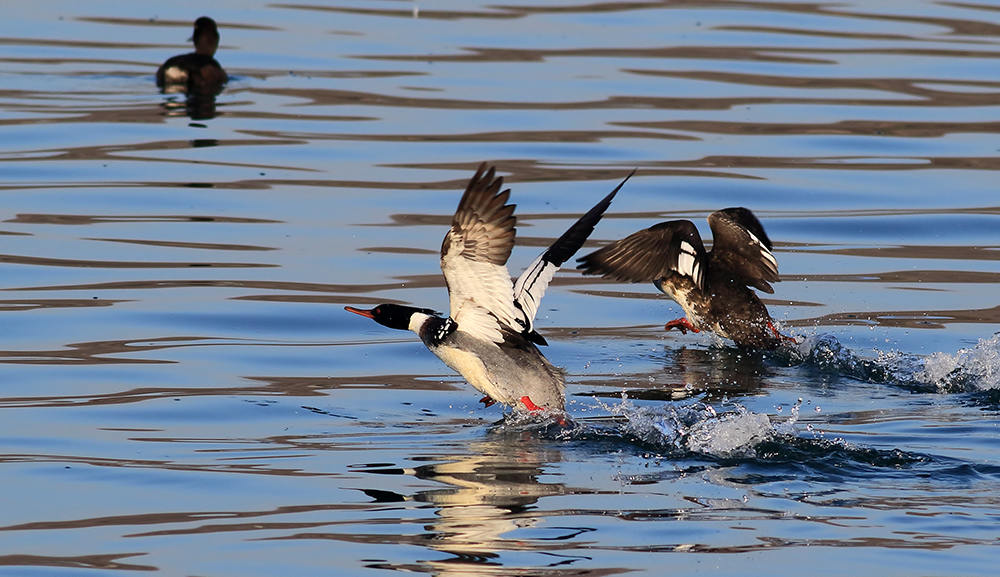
814, 406, 821, 413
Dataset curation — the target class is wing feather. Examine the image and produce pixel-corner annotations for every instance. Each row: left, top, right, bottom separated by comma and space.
707, 207, 779, 294
576, 220, 707, 290
512, 170, 631, 333
441, 163, 518, 342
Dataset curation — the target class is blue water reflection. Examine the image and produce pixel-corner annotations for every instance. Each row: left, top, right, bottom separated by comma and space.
0, 0, 998, 575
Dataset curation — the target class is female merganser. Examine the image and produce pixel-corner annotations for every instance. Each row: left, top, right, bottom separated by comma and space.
156, 17, 228, 94
346, 163, 632, 412
577, 207, 789, 350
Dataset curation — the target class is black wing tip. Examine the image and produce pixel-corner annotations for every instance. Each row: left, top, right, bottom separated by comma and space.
580, 167, 636, 221
541, 169, 634, 267
604, 167, 636, 201
575, 251, 596, 270
526, 330, 548, 346
588, 167, 635, 215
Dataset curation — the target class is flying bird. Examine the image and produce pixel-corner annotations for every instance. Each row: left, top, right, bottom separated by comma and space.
347, 163, 633, 412
577, 207, 790, 350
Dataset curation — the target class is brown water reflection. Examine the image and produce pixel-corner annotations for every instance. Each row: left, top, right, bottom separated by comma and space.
0, 254, 273, 269
0, 553, 155, 572
0, 372, 449, 407
5, 214, 280, 225
630, 119, 1000, 138
253, 84, 1000, 113
797, 304, 1000, 329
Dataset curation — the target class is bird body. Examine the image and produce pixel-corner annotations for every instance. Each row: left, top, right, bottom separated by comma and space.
430, 326, 566, 410
347, 164, 631, 411
156, 17, 228, 93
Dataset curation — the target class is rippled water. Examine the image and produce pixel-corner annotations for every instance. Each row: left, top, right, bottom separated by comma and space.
2, 1, 999, 575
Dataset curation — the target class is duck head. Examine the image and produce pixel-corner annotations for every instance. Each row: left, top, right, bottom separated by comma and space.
345, 304, 439, 332
192, 17, 221, 56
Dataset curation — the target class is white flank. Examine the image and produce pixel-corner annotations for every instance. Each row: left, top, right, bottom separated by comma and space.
433, 345, 499, 400
162, 68, 188, 83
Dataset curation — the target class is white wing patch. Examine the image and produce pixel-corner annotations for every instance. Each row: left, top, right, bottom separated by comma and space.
511, 252, 556, 333
677, 241, 697, 276
442, 231, 516, 343
745, 229, 778, 270
677, 240, 703, 288
452, 300, 506, 344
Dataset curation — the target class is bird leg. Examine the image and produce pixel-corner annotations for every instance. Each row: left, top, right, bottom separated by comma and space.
519, 396, 543, 412
665, 317, 700, 334
479, 395, 497, 408
767, 321, 798, 345
519, 396, 569, 427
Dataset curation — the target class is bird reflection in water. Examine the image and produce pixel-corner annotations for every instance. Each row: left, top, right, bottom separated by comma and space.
359, 438, 600, 573
588, 345, 775, 404
160, 91, 220, 121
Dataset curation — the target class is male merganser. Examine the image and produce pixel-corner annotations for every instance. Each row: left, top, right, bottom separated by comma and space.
346, 163, 632, 412
577, 207, 789, 350
156, 17, 228, 94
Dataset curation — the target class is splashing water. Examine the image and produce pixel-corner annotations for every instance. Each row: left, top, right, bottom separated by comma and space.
916, 333, 1000, 392
490, 395, 926, 469
780, 332, 1000, 393
490, 397, 774, 458
489, 331, 1000, 460
783, 334, 918, 384
604, 397, 774, 458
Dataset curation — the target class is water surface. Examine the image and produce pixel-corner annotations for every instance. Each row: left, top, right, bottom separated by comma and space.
1, 1, 999, 575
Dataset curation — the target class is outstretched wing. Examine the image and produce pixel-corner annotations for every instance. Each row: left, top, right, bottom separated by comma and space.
707, 207, 779, 294
440, 163, 518, 343
512, 170, 633, 336
576, 219, 707, 290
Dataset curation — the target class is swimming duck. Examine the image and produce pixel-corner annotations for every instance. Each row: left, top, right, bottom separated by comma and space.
156, 17, 228, 94
577, 207, 788, 350
346, 163, 632, 412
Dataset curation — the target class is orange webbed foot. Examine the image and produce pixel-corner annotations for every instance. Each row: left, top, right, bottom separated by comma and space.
519, 396, 543, 412
519, 396, 568, 427
767, 321, 798, 345
665, 318, 700, 334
